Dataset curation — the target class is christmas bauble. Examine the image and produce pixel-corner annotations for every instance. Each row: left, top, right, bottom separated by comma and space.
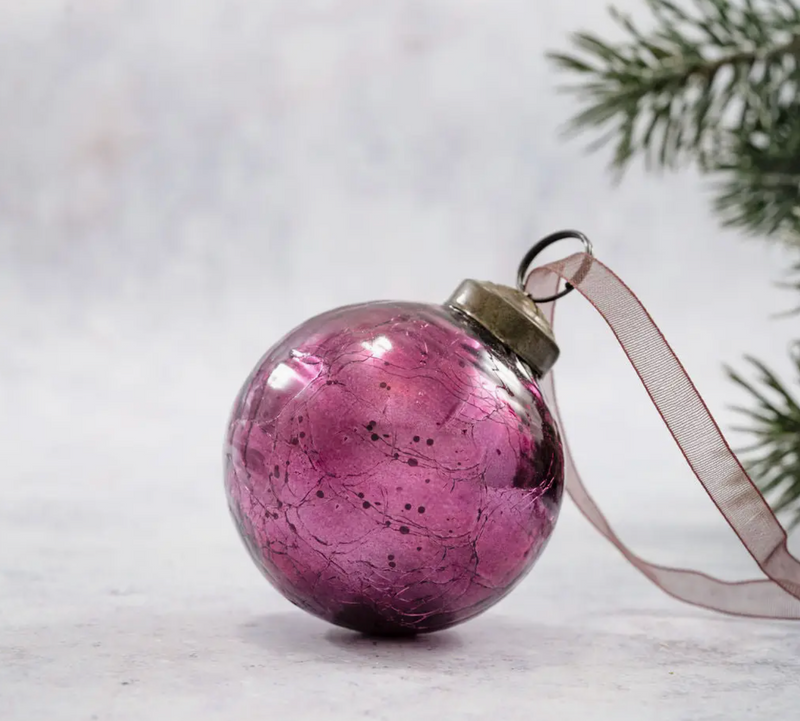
225, 282, 564, 635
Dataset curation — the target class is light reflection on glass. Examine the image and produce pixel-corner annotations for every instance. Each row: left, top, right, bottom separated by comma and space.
266, 362, 299, 390
361, 335, 393, 358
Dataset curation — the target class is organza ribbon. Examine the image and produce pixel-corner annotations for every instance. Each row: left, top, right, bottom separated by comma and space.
527, 253, 800, 619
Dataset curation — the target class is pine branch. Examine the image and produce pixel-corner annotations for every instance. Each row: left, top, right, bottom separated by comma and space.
708, 99, 800, 242
549, 0, 800, 172
784, 259, 800, 293
776, 260, 800, 314
728, 354, 800, 527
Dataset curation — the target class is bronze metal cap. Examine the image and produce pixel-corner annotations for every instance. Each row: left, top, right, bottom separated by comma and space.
446, 279, 559, 377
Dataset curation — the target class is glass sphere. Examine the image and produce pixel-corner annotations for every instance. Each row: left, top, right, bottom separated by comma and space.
225, 301, 564, 635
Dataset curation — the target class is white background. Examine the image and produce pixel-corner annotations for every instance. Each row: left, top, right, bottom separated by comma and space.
2, 1, 799, 719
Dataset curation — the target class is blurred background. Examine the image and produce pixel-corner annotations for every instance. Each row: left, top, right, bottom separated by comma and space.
3, 1, 800, 719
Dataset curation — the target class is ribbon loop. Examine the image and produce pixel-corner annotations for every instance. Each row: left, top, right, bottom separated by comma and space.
527, 253, 800, 619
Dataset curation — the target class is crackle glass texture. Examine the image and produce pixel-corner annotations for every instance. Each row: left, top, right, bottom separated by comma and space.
224, 301, 564, 635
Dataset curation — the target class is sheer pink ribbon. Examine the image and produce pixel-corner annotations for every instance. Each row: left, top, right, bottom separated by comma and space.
527, 253, 800, 619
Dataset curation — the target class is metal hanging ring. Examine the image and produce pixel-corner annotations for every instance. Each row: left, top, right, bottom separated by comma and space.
516, 229, 594, 303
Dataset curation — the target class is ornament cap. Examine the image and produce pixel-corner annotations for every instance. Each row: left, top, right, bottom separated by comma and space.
446, 279, 559, 376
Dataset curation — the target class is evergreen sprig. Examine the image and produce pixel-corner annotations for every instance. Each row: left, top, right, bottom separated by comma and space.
714, 102, 800, 240
549, 0, 800, 175
728, 355, 800, 527
778, 259, 800, 313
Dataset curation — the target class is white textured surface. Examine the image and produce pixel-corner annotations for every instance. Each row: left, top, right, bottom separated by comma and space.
2, 1, 800, 719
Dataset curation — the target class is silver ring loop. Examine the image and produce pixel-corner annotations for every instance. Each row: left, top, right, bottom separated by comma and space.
516, 229, 594, 303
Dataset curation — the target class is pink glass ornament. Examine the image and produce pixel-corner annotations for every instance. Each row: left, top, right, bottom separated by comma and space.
224, 224, 800, 629
225, 301, 564, 635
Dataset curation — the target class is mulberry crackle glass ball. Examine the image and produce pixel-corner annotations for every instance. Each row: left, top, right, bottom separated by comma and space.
225, 282, 565, 636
